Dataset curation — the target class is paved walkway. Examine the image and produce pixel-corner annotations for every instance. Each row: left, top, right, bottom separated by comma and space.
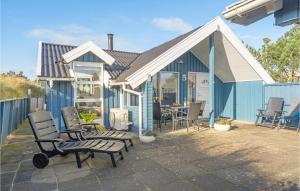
1, 121, 299, 191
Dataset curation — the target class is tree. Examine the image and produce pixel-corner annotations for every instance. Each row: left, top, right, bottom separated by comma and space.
247, 24, 300, 82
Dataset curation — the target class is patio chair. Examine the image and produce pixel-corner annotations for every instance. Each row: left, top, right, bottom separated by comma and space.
61, 107, 134, 152
28, 111, 125, 169
175, 102, 204, 132
153, 102, 162, 131
153, 101, 172, 131
280, 99, 300, 133
255, 97, 284, 128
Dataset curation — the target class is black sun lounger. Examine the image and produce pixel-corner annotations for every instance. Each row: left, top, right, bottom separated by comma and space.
61, 107, 134, 152
28, 111, 125, 169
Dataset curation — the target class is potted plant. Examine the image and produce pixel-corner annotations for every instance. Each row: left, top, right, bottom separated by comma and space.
214, 118, 232, 131
140, 131, 156, 143
79, 111, 106, 132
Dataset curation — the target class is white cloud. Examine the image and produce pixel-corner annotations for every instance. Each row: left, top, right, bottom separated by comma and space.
27, 24, 106, 46
152, 17, 192, 33
27, 24, 143, 52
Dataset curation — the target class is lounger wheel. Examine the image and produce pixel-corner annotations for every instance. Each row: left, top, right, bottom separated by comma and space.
33, 153, 49, 169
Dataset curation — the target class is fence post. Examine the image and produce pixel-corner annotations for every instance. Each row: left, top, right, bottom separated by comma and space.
28, 89, 32, 112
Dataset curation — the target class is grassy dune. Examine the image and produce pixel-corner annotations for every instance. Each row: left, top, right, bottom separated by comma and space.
0, 75, 44, 100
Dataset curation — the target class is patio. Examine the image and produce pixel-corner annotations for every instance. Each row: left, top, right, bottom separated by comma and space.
1, 121, 299, 191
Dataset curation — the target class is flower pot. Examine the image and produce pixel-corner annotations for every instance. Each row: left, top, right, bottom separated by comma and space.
214, 123, 231, 131
139, 135, 156, 143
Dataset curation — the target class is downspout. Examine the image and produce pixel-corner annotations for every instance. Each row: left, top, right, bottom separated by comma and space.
110, 82, 143, 137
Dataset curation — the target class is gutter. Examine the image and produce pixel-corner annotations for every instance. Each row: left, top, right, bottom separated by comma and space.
109, 82, 143, 137
223, 0, 282, 20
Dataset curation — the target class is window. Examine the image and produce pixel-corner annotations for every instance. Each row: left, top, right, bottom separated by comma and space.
73, 63, 103, 120
159, 72, 179, 106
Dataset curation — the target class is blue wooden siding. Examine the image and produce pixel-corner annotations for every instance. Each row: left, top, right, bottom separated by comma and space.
274, 0, 300, 26
161, 51, 224, 117
222, 81, 263, 122
127, 106, 139, 133
0, 98, 30, 144
143, 81, 153, 132
264, 83, 300, 114
103, 86, 120, 127
76, 52, 102, 62
46, 81, 74, 130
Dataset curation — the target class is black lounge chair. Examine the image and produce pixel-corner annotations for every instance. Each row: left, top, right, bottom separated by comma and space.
255, 97, 284, 128
61, 107, 134, 152
28, 111, 125, 169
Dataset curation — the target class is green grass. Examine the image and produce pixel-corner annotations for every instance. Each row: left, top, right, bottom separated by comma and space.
0, 75, 44, 100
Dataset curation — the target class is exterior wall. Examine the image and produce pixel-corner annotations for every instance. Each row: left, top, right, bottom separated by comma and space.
46, 81, 74, 130
222, 81, 263, 122
103, 86, 120, 127
161, 51, 224, 117
127, 106, 139, 133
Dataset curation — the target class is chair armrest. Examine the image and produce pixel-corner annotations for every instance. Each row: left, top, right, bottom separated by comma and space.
61, 129, 82, 133
275, 110, 284, 115
36, 138, 63, 143
81, 123, 99, 132
177, 110, 187, 115
81, 123, 98, 126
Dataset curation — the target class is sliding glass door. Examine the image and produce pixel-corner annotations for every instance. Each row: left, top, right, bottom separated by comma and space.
188, 72, 210, 117
159, 72, 179, 106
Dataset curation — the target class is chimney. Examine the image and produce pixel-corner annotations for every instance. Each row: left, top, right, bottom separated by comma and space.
107, 33, 114, 50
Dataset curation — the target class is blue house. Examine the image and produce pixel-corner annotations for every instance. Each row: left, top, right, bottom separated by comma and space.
36, 17, 274, 136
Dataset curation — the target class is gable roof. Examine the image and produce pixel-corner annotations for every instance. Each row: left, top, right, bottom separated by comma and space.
37, 42, 140, 79
124, 17, 274, 88
37, 17, 273, 86
116, 26, 201, 81
62, 41, 115, 64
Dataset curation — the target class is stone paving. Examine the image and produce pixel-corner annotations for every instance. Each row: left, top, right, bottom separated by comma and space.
1, 120, 299, 191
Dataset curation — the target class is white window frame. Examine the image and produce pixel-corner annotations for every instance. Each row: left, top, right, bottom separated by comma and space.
72, 61, 104, 122
159, 71, 180, 105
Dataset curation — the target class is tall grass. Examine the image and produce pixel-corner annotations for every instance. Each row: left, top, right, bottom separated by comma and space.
0, 75, 44, 100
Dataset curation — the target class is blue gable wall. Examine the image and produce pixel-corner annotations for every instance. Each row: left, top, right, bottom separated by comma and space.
160, 51, 264, 122
161, 51, 224, 117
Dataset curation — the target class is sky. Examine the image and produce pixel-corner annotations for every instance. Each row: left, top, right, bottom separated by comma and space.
1, 0, 292, 79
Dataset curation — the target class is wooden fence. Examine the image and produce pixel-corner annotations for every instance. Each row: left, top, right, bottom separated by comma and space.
264, 83, 300, 127
30, 97, 44, 112
0, 98, 30, 143
0, 97, 44, 144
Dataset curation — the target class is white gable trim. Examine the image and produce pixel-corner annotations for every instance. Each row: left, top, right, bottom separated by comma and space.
218, 18, 274, 84
62, 41, 115, 65
36, 41, 42, 76
126, 17, 274, 89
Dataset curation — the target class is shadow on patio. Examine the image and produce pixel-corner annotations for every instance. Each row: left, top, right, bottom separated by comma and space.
1, 120, 299, 191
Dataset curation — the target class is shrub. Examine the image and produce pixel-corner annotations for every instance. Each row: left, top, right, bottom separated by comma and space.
144, 131, 157, 137
79, 112, 97, 123
215, 118, 232, 125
